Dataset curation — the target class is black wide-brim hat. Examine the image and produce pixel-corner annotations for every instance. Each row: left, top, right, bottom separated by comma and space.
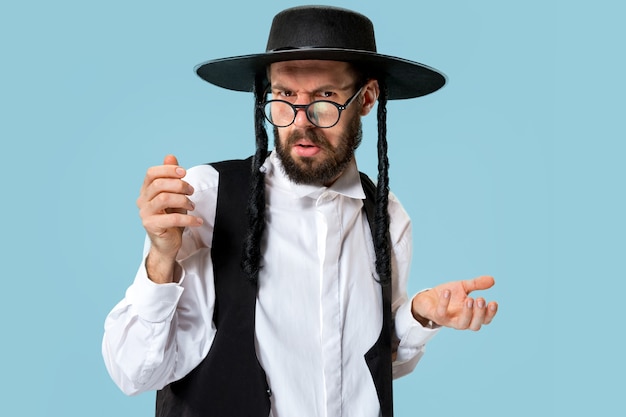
195, 5, 446, 100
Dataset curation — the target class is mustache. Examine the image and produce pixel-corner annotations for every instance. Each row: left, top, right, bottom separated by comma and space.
286, 129, 332, 150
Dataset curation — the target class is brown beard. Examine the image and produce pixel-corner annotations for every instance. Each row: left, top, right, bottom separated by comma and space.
274, 113, 363, 185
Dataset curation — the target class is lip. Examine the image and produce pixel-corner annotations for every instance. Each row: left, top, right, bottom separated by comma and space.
292, 139, 322, 157
294, 138, 317, 147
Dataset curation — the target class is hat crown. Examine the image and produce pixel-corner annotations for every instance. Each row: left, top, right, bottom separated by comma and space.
195, 5, 446, 99
266, 6, 377, 53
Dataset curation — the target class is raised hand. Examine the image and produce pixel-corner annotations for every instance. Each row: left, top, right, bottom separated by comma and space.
411, 276, 498, 331
136, 155, 203, 283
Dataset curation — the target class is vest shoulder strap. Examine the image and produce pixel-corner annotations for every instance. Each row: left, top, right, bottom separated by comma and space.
359, 172, 394, 417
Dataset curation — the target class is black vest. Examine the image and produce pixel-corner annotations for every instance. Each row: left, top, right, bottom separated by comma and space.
156, 157, 393, 417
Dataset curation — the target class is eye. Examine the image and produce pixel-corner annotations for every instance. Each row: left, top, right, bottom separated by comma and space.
321, 91, 334, 99
272, 89, 293, 98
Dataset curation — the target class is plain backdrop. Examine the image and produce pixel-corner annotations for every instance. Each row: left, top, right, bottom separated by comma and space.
1, 0, 623, 416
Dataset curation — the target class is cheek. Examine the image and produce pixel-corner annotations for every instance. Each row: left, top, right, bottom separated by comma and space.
326, 112, 357, 146
273, 127, 288, 146
323, 131, 343, 148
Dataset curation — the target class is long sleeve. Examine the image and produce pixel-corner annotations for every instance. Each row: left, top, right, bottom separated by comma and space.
387, 192, 440, 379
102, 165, 221, 395
102, 257, 187, 395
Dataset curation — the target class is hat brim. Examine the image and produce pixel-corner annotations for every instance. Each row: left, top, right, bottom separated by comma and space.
195, 48, 446, 100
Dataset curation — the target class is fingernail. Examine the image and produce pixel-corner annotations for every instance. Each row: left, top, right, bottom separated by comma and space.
477, 299, 485, 308
443, 290, 450, 299
176, 167, 185, 176
466, 299, 474, 309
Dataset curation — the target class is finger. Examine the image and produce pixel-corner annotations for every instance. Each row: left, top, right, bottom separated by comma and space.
141, 155, 186, 190
468, 297, 487, 331
138, 186, 194, 216
482, 301, 499, 325
141, 193, 196, 217
143, 212, 203, 234
163, 154, 179, 166
463, 275, 495, 294
456, 298, 474, 330
144, 165, 187, 188
435, 289, 452, 322
140, 177, 194, 204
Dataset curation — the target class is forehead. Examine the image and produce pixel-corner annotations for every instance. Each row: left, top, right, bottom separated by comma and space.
268, 60, 356, 87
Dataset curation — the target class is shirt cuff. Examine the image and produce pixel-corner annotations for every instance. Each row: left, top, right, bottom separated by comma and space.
125, 260, 185, 323
395, 292, 440, 348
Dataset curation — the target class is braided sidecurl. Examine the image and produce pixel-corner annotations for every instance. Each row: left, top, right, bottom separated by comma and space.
241, 76, 269, 283
374, 80, 392, 286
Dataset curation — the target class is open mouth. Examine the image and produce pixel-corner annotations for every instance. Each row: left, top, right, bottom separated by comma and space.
293, 141, 322, 157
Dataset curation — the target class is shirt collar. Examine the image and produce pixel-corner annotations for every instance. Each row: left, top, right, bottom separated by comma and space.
266, 150, 367, 200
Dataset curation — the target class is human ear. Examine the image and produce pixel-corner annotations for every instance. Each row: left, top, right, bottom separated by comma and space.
359, 79, 380, 116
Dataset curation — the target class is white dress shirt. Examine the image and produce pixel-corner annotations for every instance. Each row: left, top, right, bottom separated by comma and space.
102, 151, 438, 417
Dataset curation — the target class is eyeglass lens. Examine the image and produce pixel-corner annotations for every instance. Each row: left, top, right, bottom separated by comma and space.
265, 101, 340, 128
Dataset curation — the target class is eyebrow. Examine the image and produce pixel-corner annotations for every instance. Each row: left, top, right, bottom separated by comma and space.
270, 83, 353, 94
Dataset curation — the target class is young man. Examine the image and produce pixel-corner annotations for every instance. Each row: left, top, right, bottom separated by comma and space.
103, 6, 498, 417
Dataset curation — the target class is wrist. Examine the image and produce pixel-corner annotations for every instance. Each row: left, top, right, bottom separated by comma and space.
146, 251, 179, 284
413, 313, 439, 329
411, 290, 440, 329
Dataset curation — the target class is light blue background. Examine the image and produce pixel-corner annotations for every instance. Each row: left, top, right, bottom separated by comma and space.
1, 0, 623, 416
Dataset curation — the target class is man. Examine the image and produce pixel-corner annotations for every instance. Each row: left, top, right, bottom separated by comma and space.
102, 6, 498, 417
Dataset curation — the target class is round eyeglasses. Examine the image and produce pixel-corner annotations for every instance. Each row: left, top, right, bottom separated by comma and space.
261, 86, 364, 129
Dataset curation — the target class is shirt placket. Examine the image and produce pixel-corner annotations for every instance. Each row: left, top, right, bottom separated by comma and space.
315, 191, 343, 417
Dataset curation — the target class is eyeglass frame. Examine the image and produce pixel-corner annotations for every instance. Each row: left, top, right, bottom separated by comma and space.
259, 85, 365, 129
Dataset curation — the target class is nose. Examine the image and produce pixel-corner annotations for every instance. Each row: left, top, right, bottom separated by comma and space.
293, 103, 314, 128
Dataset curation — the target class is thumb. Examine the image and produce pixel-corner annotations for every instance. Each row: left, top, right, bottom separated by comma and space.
163, 154, 179, 166
464, 275, 495, 293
